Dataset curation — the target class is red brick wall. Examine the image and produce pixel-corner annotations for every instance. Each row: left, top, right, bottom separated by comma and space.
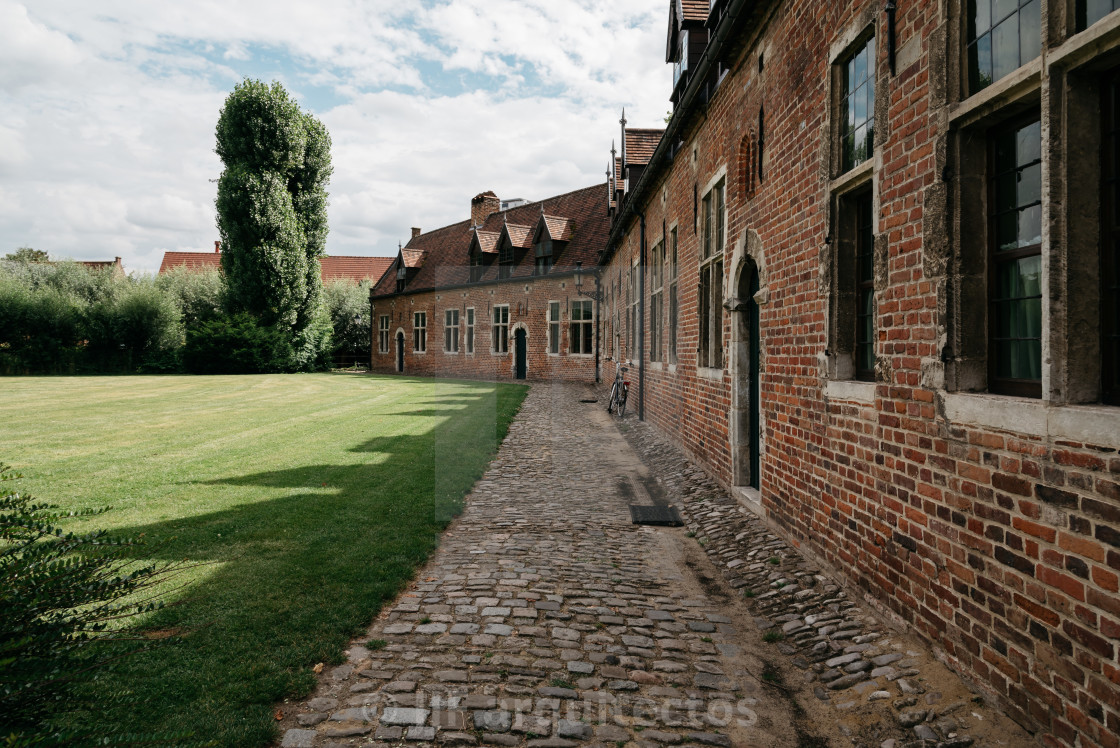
604, 1, 1120, 745
370, 274, 598, 384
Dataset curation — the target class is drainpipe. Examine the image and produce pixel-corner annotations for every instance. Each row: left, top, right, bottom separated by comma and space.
637, 209, 646, 421
594, 268, 601, 383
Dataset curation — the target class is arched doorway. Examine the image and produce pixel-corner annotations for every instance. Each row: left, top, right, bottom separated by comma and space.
514, 328, 527, 380
732, 258, 761, 489
396, 332, 405, 373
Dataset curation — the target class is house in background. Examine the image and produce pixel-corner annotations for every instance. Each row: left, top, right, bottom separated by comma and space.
368, 185, 615, 382
158, 242, 392, 285
78, 257, 125, 276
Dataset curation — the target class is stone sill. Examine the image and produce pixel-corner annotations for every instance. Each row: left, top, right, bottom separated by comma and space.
697, 366, 724, 381
824, 379, 876, 405
940, 392, 1120, 448
949, 59, 1041, 130
1049, 11, 1120, 72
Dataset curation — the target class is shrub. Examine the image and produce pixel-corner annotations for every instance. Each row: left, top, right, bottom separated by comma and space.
181, 312, 287, 374
323, 279, 370, 365
155, 268, 224, 330
0, 465, 183, 743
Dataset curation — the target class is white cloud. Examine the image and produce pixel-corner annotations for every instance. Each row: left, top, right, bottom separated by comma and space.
0, 0, 671, 273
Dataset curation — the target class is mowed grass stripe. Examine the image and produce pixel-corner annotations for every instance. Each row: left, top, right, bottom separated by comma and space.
0, 373, 527, 746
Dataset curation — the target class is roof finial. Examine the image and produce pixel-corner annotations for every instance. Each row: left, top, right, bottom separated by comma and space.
610, 139, 617, 159
620, 108, 627, 127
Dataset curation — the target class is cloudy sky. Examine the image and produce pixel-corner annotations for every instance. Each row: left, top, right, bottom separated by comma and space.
0, 1, 669, 273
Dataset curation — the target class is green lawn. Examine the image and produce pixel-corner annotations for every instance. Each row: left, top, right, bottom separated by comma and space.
0, 373, 527, 746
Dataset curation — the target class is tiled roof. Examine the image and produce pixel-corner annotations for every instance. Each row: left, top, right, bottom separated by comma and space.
542, 216, 574, 242
159, 251, 392, 284
373, 182, 610, 297
625, 129, 665, 166
501, 223, 534, 250
473, 230, 500, 254
320, 256, 394, 284
159, 252, 221, 273
681, 0, 709, 22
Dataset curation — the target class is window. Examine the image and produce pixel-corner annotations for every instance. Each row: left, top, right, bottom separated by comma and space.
1081, 0, 1120, 29
674, 30, 689, 87
470, 251, 484, 282
966, 0, 1040, 95
498, 242, 514, 280
466, 308, 475, 354
396, 264, 406, 293
548, 302, 561, 354
570, 300, 593, 355
413, 311, 427, 353
378, 315, 390, 354
1103, 70, 1120, 404
988, 116, 1042, 396
628, 263, 638, 359
669, 227, 679, 364
650, 240, 664, 362
444, 309, 459, 353
699, 180, 726, 368
841, 36, 876, 173
535, 240, 553, 276
492, 305, 509, 353
854, 192, 876, 380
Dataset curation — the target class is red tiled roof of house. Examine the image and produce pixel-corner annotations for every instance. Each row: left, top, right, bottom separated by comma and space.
159, 252, 222, 273
501, 223, 534, 249
473, 230, 500, 254
542, 216, 574, 242
401, 248, 427, 269
625, 129, 665, 166
159, 251, 392, 284
680, 0, 709, 22
373, 182, 610, 297
319, 256, 394, 284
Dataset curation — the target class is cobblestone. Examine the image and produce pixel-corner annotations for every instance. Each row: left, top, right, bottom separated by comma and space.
277, 383, 1033, 748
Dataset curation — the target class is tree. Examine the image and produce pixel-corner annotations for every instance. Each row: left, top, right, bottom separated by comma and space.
214, 79, 333, 371
5, 247, 49, 263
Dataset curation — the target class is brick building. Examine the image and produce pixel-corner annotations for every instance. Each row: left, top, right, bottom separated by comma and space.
368, 185, 615, 382
598, 1, 1120, 746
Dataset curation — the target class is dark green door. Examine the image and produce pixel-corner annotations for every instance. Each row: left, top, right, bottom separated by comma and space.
748, 264, 761, 489
396, 332, 404, 373
514, 329, 527, 380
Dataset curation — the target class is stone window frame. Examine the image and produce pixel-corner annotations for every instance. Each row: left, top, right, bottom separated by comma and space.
443, 308, 460, 355
668, 223, 679, 366
465, 307, 476, 355
825, 17, 882, 391
413, 311, 427, 354
570, 299, 594, 356
650, 237, 664, 363
698, 170, 727, 372
378, 314, 390, 355
943, 8, 1120, 408
491, 304, 510, 355
547, 300, 562, 356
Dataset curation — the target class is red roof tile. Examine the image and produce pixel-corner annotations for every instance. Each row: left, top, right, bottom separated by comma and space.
159, 252, 221, 273
373, 182, 610, 297
319, 256, 394, 284
625, 129, 665, 166
159, 251, 392, 284
473, 230, 500, 254
541, 216, 574, 242
680, 0, 709, 22
501, 223, 534, 250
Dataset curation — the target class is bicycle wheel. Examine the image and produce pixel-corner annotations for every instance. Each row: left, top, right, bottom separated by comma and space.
607, 382, 618, 413
617, 388, 627, 417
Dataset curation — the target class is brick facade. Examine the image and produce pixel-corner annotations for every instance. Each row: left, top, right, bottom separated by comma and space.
601, 1, 1120, 746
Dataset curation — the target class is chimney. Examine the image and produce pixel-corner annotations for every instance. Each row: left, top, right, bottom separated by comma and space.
214, 240, 221, 253
471, 191, 501, 227
411, 227, 421, 239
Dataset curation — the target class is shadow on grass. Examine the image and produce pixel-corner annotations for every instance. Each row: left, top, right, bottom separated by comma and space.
65, 382, 525, 748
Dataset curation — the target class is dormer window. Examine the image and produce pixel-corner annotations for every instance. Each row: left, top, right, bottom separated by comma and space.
469, 250, 483, 282
396, 263, 406, 292
498, 242, 514, 280
674, 30, 689, 87
534, 240, 553, 276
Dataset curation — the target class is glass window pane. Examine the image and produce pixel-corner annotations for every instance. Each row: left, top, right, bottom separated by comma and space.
997, 211, 1020, 251
853, 47, 867, 88
971, 0, 992, 36
993, 0, 1017, 22
971, 35, 993, 92
1017, 204, 1042, 248
1086, 0, 1118, 27
1020, 0, 1040, 65
997, 172, 1018, 213
1017, 120, 1041, 164
1017, 163, 1041, 207
992, 18, 1019, 81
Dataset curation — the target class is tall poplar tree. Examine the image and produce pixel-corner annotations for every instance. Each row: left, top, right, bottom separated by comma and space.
214, 79, 332, 370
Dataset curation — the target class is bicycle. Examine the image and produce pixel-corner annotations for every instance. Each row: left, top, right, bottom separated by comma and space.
607, 365, 629, 417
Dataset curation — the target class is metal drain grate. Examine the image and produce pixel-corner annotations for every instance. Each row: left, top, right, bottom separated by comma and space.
629, 504, 684, 527
580, 398, 598, 403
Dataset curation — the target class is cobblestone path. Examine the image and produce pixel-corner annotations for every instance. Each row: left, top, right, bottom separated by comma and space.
278, 382, 1035, 748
